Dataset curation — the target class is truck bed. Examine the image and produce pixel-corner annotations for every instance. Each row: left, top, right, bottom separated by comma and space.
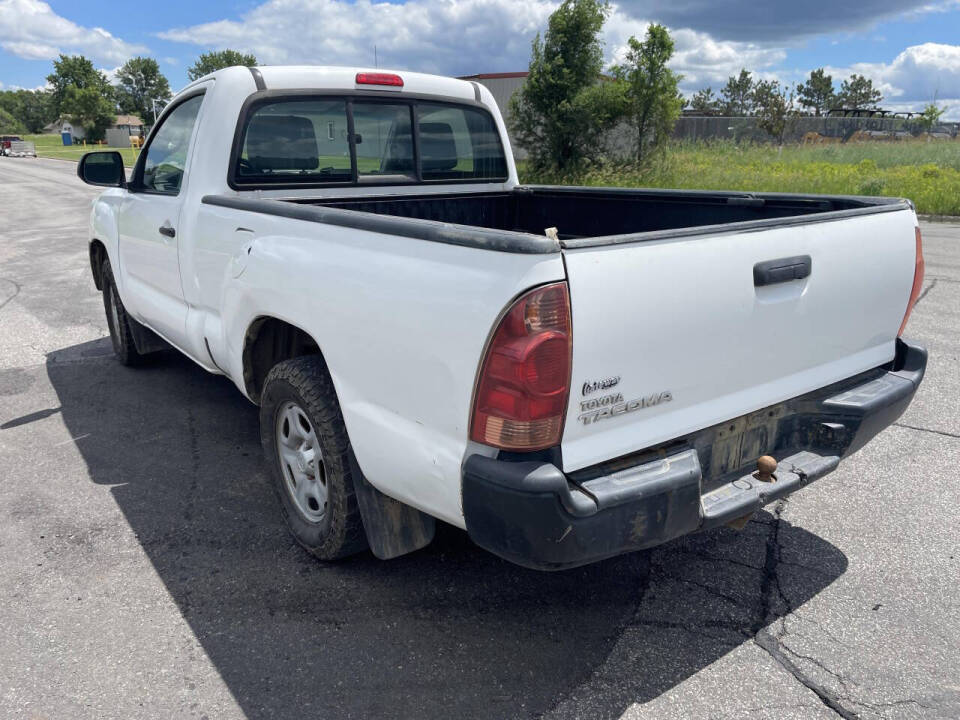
205, 186, 907, 255
305, 185, 905, 243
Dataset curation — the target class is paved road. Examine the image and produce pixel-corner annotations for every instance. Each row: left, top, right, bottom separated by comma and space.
1, 157, 957, 720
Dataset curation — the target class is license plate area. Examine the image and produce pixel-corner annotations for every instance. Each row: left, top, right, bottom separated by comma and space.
704, 405, 787, 490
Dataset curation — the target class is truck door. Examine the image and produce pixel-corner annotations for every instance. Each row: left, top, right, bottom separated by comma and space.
118, 91, 205, 345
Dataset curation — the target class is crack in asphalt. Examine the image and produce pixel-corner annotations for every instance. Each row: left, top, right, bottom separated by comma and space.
0, 277, 22, 313
893, 422, 960, 440
554, 503, 870, 719
749, 500, 864, 720
853, 697, 936, 715
754, 631, 860, 720
685, 550, 764, 572
914, 278, 937, 305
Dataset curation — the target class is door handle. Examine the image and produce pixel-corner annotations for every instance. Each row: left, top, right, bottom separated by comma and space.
159, 224, 176, 239
754, 255, 811, 286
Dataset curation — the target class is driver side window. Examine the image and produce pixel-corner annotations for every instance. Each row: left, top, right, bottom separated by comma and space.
141, 94, 204, 195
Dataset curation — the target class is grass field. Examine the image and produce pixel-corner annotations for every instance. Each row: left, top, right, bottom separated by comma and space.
24, 133, 140, 166
521, 140, 960, 216
16, 132, 960, 215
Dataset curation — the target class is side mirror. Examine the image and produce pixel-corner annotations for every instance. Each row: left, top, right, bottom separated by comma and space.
77, 151, 126, 188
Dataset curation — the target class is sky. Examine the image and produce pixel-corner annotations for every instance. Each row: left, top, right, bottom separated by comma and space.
1, 0, 960, 118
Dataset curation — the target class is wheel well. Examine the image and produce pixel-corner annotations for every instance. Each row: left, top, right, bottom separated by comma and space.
89, 240, 107, 290
242, 317, 322, 403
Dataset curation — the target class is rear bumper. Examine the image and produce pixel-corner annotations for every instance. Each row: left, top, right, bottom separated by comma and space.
462, 339, 927, 570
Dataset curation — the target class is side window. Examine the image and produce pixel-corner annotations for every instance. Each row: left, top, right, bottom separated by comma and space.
140, 94, 204, 194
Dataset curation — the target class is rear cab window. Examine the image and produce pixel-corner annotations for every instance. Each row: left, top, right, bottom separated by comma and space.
352, 102, 415, 182
417, 103, 506, 181
237, 99, 352, 183
232, 94, 508, 188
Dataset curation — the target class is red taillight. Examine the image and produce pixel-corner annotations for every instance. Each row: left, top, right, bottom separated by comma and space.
470, 282, 572, 451
355, 72, 403, 87
898, 226, 925, 337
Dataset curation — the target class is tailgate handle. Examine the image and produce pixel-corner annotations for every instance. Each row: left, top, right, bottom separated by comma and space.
753, 255, 811, 286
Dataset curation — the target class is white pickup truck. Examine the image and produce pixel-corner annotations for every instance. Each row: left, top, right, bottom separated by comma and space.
77, 66, 927, 570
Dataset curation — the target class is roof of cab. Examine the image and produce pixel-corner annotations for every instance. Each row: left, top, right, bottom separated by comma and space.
182, 65, 477, 103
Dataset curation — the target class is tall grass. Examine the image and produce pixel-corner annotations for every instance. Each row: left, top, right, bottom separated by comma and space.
520, 139, 960, 216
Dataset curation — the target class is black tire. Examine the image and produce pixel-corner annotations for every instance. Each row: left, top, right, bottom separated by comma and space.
260, 355, 368, 561
101, 258, 144, 366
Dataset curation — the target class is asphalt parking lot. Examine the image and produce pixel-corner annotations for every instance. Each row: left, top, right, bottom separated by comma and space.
1, 157, 958, 720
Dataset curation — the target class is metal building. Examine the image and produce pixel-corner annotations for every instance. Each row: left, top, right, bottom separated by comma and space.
457, 72, 528, 126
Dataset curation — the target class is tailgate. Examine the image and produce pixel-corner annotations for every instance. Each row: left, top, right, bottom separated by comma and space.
560, 208, 917, 472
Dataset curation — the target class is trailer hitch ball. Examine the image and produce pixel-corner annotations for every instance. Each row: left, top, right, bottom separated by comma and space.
756, 455, 777, 483
726, 455, 779, 530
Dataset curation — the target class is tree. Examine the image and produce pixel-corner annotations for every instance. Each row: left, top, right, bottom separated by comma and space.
115, 57, 172, 124
62, 85, 115, 141
0, 89, 55, 133
611, 24, 683, 163
0, 107, 26, 135
721, 69, 754, 116
46, 54, 111, 118
836, 74, 883, 110
917, 102, 946, 132
187, 50, 258, 81
753, 79, 797, 145
796, 68, 835, 116
690, 87, 720, 115
509, 0, 620, 173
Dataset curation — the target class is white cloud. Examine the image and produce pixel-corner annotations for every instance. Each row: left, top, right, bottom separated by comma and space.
0, 0, 147, 64
157, 0, 789, 94
844, 43, 960, 100
601, 10, 788, 98
823, 43, 960, 117
102, 65, 122, 84
153, 0, 960, 121
158, 0, 555, 76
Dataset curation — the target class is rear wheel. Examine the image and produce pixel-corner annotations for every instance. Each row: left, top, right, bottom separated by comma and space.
260, 355, 368, 560
101, 258, 143, 366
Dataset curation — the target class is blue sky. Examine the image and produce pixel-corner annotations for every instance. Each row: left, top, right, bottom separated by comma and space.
2, 0, 960, 117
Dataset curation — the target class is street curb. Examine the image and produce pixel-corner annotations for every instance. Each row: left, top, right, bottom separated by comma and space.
918, 214, 960, 224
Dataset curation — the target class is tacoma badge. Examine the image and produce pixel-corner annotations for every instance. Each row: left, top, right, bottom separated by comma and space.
578, 391, 673, 425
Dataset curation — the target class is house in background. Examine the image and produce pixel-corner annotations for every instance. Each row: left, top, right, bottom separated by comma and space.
43, 114, 144, 145
112, 114, 144, 136
42, 117, 85, 141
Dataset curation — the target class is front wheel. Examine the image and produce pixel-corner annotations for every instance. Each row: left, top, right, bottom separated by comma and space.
259, 356, 368, 561
100, 258, 143, 366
